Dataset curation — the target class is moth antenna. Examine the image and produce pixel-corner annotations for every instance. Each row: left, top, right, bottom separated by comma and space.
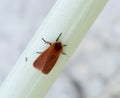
56, 33, 62, 42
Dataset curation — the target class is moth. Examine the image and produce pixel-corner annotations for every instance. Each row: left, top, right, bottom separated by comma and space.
33, 33, 66, 74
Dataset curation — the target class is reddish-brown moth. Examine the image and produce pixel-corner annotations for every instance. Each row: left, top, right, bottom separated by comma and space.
33, 33, 66, 74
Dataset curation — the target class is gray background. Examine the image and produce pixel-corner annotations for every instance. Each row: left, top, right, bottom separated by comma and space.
0, 0, 120, 98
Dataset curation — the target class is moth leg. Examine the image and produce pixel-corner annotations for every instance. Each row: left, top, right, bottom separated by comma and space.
62, 44, 67, 55
62, 51, 66, 55
63, 44, 67, 47
36, 52, 42, 54
42, 38, 51, 45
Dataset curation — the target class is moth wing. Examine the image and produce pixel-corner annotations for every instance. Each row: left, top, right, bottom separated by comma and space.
42, 52, 60, 74
33, 47, 51, 71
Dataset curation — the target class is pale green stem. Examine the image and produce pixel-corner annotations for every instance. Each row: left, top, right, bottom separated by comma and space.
0, 0, 108, 98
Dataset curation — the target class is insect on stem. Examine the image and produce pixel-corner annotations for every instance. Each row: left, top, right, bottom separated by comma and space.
33, 33, 66, 74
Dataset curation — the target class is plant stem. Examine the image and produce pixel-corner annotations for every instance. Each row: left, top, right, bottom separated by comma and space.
0, 0, 108, 98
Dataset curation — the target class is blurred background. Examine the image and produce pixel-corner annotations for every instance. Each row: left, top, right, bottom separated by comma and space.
0, 0, 120, 98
